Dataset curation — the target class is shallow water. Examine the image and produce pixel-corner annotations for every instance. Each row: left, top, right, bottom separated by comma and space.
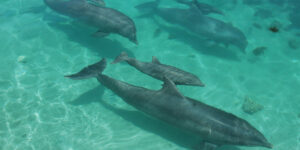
0, 0, 300, 150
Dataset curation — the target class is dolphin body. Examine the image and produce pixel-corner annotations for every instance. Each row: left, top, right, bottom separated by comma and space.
65, 59, 272, 149
111, 52, 205, 87
44, 0, 138, 44
135, 0, 248, 52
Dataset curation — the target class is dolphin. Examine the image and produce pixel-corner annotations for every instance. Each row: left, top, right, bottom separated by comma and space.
111, 52, 205, 87
135, 0, 248, 52
44, 0, 138, 44
65, 58, 272, 149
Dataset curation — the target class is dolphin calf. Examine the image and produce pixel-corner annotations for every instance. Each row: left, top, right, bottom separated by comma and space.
44, 0, 138, 44
111, 52, 205, 86
135, 0, 248, 52
65, 59, 272, 149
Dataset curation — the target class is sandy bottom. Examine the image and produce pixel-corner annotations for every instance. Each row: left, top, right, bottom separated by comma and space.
0, 0, 299, 150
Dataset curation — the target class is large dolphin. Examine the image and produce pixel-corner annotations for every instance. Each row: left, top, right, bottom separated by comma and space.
135, 0, 248, 52
111, 52, 205, 87
65, 59, 272, 149
44, 0, 138, 44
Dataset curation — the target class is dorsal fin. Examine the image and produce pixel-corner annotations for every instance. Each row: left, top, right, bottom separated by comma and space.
152, 56, 161, 64
161, 76, 184, 98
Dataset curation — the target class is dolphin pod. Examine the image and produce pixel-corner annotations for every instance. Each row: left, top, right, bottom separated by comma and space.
64, 57, 272, 150
44, 0, 138, 44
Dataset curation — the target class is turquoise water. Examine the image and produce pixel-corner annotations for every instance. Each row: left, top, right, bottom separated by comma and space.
1, 0, 300, 150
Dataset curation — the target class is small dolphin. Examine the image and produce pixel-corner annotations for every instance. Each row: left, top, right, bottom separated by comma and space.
111, 52, 205, 87
44, 0, 137, 44
136, 0, 248, 52
65, 59, 272, 149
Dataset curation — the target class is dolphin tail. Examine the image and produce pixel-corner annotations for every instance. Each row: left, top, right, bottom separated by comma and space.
135, 0, 160, 15
111, 52, 130, 64
64, 58, 107, 80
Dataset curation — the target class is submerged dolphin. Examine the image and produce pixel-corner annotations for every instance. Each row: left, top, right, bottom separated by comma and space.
135, 0, 248, 52
111, 52, 205, 86
65, 59, 272, 149
44, 0, 138, 44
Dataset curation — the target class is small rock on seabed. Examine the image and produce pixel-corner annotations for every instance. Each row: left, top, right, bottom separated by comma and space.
242, 96, 264, 114
17, 55, 27, 63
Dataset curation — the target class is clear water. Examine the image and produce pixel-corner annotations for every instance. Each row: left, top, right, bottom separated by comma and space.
1, 0, 300, 150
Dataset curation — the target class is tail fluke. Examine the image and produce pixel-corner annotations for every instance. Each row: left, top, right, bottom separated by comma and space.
111, 52, 130, 64
65, 58, 107, 80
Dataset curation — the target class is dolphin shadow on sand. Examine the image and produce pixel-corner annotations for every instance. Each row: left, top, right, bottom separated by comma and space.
154, 21, 241, 61
69, 85, 241, 150
69, 85, 105, 106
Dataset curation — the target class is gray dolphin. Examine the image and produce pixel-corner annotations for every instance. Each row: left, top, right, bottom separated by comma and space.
135, 0, 248, 52
111, 52, 205, 87
65, 59, 272, 149
44, 0, 138, 44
